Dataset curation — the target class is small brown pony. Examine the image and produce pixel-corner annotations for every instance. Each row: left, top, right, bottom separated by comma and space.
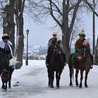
68, 46, 92, 88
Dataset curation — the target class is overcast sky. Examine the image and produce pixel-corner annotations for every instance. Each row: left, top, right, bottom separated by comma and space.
24, 12, 98, 49
0, 11, 98, 49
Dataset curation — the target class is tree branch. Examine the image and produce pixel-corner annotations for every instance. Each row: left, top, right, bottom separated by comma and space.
49, 0, 62, 28
50, 0, 63, 16
83, 0, 98, 17
69, 0, 82, 33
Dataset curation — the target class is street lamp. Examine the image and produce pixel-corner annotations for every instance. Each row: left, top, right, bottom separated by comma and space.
1, 11, 7, 33
25, 29, 29, 65
93, 0, 95, 64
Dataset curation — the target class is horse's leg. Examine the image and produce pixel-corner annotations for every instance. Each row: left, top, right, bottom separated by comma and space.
2, 82, 7, 90
79, 70, 83, 88
75, 69, 79, 87
9, 67, 14, 88
9, 78, 11, 88
5, 82, 7, 90
48, 71, 51, 87
2, 82, 4, 89
50, 71, 54, 88
85, 70, 89, 88
56, 70, 62, 88
69, 67, 73, 86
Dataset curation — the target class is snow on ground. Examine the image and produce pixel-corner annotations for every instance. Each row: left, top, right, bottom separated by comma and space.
0, 60, 98, 98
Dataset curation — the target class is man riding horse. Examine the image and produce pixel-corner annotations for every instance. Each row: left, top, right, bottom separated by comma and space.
0, 33, 14, 89
0, 33, 13, 61
46, 32, 66, 68
72, 29, 93, 69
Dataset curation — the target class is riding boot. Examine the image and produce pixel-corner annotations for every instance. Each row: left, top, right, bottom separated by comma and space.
90, 54, 93, 69
46, 55, 50, 68
62, 52, 66, 66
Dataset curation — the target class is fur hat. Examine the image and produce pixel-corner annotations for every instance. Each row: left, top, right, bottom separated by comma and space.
52, 32, 57, 36
79, 29, 86, 37
2, 33, 9, 40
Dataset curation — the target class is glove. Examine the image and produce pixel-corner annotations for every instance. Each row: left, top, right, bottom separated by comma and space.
46, 63, 49, 68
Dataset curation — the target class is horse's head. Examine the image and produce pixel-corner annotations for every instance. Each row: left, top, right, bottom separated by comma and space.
1, 69, 10, 82
76, 45, 89, 61
52, 43, 62, 56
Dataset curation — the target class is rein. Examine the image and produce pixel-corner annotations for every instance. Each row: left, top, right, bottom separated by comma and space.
83, 49, 86, 58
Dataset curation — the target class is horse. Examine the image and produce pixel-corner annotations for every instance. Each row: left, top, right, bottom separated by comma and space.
47, 43, 65, 88
68, 46, 92, 88
0, 52, 14, 90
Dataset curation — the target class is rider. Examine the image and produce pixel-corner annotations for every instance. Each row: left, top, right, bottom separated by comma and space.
46, 32, 66, 67
72, 29, 93, 69
0, 33, 13, 60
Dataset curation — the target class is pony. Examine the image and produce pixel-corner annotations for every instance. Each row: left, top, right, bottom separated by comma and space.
0, 52, 14, 90
47, 43, 65, 88
68, 46, 92, 88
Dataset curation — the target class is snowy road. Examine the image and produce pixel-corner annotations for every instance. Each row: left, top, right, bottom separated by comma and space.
0, 60, 98, 98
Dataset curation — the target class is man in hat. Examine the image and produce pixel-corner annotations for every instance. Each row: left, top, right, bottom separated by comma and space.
46, 32, 66, 67
0, 33, 13, 60
72, 29, 93, 69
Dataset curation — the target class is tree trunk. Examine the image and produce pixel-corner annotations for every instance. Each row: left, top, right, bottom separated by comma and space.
16, 16, 24, 69
4, 0, 15, 52
62, 27, 71, 63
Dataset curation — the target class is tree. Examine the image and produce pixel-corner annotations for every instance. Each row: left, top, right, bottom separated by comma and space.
0, 0, 15, 52
83, 0, 98, 17
14, 0, 25, 69
26, 0, 84, 62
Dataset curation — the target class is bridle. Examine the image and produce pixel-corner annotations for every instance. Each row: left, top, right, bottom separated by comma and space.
52, 43, 62, 55
0, 69, 10, 81
76, 47, 88, 60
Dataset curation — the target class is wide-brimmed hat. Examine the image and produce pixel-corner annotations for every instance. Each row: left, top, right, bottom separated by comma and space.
2, 33, 10, 40
79, 29, 86, 37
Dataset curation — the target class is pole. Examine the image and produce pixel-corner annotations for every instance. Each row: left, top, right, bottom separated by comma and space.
93, 0, 95, 64
3, 18, 5, 33
26, 33, 28, 65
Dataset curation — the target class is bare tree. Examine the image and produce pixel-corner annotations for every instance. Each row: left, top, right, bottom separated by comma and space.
0, 0, 15, 52
25, 0, 84, 62
14, 0, 25, 69
83, 0, 98, 17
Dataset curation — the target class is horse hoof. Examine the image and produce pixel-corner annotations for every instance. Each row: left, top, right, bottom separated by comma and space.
56, 85, 60, 88
85, 85, 88, 88
79, 86, 82, 88
69, 83, 73, 87
76, 84, 79, 87
51, 85, 54, 88
9, 86, 11, 89
2, 87, 7, 90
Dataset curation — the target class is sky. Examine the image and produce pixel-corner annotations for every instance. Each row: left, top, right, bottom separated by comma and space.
0, 8, 98, 50
23, 12, 98, 49
0, 60, 98, 98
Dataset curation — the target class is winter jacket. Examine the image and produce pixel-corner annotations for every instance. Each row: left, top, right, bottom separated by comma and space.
75, 39, 90, 53
0, 40, 13, 59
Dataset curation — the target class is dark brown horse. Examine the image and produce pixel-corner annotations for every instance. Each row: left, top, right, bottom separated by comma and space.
0, 52, 14, 90
47, 43, 65, 88
68, 46, 92, 88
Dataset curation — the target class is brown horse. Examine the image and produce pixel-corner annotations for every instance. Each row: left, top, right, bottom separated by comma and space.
68, 46, 92, 88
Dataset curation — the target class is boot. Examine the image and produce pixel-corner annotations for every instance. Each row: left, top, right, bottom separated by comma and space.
90, 54, 93, 69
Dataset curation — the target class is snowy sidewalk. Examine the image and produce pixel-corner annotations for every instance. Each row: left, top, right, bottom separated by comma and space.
0, 60, 98, 98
